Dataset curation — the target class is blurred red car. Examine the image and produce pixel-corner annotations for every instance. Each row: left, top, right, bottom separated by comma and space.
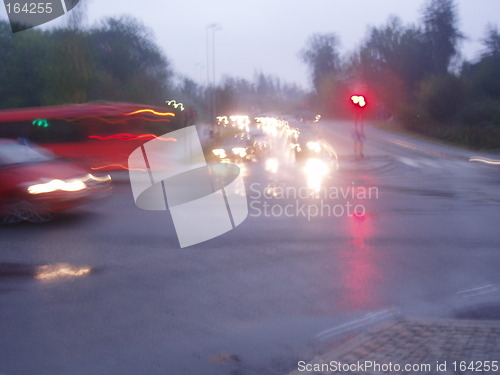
0, 139, 112, 223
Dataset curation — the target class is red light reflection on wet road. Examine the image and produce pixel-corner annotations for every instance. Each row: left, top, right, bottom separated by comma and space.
338, 198, 385, 312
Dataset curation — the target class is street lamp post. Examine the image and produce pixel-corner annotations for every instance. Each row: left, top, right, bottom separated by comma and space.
194, 63, 205, 85
206, 23, 221, 137
206, 25, 211, 87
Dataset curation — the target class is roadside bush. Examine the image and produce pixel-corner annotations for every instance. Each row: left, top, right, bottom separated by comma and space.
417, 74, 466, 124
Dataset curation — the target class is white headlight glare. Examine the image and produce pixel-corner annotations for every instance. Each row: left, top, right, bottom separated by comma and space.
304, 158, 329, 176
306, 141, 321, 153
28, 179, 87, 195
232, 147, 247, 157
212, 149, 227, 158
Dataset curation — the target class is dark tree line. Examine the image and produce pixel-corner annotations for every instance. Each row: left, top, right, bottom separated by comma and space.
300, 0, 500, 149
0, 16, 173, 109
0, 15, 306, 126
174, 72, 307, 122
2, 0, 497, 148
0, 10, 306, 120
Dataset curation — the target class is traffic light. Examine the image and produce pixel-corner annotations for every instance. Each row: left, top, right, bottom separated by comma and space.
351, 95, 366, 108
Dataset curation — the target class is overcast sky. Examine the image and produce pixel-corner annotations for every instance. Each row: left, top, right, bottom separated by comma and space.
2, 0, 499, 89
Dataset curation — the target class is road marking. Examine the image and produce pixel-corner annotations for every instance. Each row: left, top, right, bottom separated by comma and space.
457, 284, 497, 297
397, 157, 464, 171
469, 157, 500, 166
387, 137, 465, 160
398, 157, 420, 168
315, 309, 396, 341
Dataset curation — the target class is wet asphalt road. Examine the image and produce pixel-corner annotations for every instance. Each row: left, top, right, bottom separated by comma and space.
1, 120, 499, 375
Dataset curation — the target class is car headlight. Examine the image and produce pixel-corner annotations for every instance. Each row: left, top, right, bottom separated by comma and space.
232, 147, 247, 157
212, 148, 227, 158
306, 141, 321, 153
304, 158, 329, 176
27, 178, 87, 195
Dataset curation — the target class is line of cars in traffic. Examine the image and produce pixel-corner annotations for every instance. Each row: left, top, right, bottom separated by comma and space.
206, 113, 338, 192
0, 111, 331, 223
207, 112, 335, 166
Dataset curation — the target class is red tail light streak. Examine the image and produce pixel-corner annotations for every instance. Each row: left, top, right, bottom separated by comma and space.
88, 133, 177, 142
91, 164, 146, 172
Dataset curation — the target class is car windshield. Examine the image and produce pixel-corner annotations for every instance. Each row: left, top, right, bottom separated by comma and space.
0, 142, 55, 165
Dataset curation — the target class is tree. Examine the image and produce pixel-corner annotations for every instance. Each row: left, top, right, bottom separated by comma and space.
417, 73, 465, 124
0, 25, 49, 108
299, 33, 342, 93
458, 26, 500, 129
0, 15, 174, 109
42, 28, 94, 104
299, 33, 343, 116
0, 21, 15, 107
481, 25, 500, 58
422, 0, 462, 75
87, 16, 172, 104
63, 0, 89, 30
353, 17, 428, 115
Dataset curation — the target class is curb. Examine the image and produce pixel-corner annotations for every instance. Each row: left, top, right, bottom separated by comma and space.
288, 318, 500, 375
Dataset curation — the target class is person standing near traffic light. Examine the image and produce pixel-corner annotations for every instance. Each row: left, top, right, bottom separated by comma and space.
351, 95, 366, 159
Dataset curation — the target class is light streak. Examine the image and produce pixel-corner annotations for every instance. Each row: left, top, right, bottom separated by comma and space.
36, 264, 92, 281
122, 116, 172, 122
88, 133, 177, 141
68, 116, 171, 124
124, 109, 175, 117
166, 100, 185, 111
84, 174, 111, 183
469, 157, 500, 165
68, 116, 129, 124
91, 164, 146, 171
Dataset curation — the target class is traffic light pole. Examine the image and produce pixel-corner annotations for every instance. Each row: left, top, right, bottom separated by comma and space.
353, 111, 365, 159
350, 95, 367, 159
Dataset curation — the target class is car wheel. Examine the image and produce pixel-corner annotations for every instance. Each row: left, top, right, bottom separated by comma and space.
3, 200, 54, 224
0, 213, 24, 224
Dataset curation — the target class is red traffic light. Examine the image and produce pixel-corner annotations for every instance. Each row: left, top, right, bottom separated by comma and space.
351, 95, 366, 108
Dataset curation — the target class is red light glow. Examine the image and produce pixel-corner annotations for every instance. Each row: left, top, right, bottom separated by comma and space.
91, 164, 146, 171
125, 116, 172, 122
351, 95, 366, 108
68, 115, 172, 124
69, 116, 129, 125
88, 133, 177, 141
